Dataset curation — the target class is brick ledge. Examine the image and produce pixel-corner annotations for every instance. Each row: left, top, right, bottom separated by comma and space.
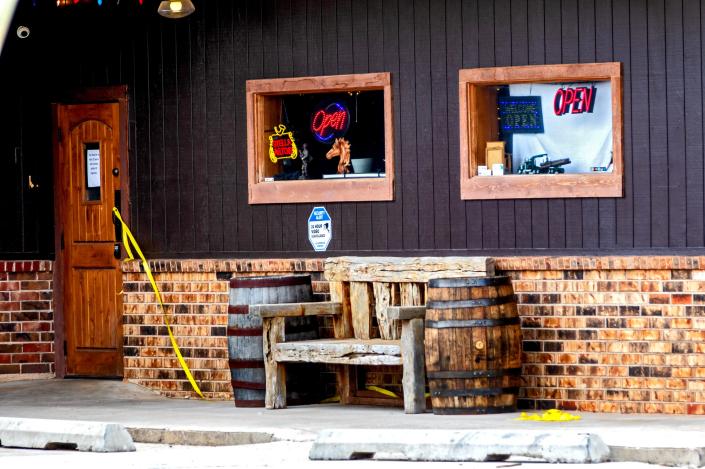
0, 261, 52, 273
0, 373, 55, 383
496, 256, 705, 271
121, 258, 325, 273
121, 256, 705, 273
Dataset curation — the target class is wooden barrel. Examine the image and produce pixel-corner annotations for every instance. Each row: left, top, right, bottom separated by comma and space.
424, 276, 522, 415
228, 275, 319, 407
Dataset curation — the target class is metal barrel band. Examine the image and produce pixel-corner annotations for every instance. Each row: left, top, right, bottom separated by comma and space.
231, 380, 266, 391
226, 327, 264, 337
234, 399, 266, 408
227, 304, 249, 315
432, 386, 520, 398
426, 294, 517, 310
229, 275, 311, 289
228, 359, 265, 369
427, 367, 522, 379
428, 276, 510, 289
425, 316, 520, 329
431, 405, 517, 415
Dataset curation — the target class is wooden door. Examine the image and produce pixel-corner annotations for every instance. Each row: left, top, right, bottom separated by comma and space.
54, 100, 126, 377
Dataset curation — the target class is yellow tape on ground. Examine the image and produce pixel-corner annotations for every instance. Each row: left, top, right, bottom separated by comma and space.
113, 208, 204, 399
364, 386, 431, 399
515, 409, 581, 421
366, 386, 399, 398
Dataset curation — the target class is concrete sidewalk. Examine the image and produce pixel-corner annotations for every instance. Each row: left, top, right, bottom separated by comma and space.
1, 379, 705, 465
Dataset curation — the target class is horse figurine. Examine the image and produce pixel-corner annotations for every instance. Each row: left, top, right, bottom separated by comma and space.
325, 138, 351, 174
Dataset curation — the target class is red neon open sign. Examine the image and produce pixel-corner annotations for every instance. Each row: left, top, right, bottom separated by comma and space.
311, 102, 350, 143
554, 86, 597, 116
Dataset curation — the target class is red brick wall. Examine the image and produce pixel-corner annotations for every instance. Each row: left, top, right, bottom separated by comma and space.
0, 261, 54, 380
496, 256, 705, 414
121, 259, 326, 399
121, 256, 705, 414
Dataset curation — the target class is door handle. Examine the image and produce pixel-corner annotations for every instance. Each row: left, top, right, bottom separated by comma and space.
113, 190, 122, 260
113, 189, 122, 241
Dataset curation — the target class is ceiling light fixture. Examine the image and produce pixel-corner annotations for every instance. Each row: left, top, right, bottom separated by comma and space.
157, 0, 195, 19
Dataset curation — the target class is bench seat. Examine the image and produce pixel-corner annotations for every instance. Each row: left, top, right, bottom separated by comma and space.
254, 302, 426, 413
275, 339, 402, 366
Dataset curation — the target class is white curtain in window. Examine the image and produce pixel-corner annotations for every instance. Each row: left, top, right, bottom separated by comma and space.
509, 81, 612, 174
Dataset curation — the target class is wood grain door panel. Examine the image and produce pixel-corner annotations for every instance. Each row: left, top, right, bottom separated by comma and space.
56, 101, 124, 377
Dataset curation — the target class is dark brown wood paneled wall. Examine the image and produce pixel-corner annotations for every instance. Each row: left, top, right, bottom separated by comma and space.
1, 0, 705, 258
0, 6, 53, 258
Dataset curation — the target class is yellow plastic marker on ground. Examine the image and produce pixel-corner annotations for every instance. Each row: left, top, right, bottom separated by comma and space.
516, 408, 581, 421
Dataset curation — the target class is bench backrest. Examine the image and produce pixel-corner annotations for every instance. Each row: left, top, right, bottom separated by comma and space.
324, 256, 495, 340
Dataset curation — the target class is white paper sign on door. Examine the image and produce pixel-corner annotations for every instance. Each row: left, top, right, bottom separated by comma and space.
86, 148, 101, 188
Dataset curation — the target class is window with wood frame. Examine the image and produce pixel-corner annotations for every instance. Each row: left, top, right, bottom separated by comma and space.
246, 73, 394, 204
459, 62, 623, 200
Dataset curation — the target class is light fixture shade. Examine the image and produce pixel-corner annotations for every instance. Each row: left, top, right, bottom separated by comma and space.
158, 0, 195, 19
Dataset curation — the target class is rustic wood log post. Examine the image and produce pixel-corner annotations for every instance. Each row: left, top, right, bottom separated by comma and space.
262, 317, 286, 409
329, 281, 354, 404
329, 282, 353, 338
401, 318, 425, 414
349, 281, 374, 339
399, 282, 424, 306
373, 282, 395, 340
336, 364, 353, 404
388, 305, 427, 414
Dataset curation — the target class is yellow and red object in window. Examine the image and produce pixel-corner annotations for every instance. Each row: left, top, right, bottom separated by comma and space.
268, 124, 298, 164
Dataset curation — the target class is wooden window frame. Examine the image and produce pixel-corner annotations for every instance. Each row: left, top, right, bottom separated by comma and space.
246, 72, 394, 204
459, 62, 623, 200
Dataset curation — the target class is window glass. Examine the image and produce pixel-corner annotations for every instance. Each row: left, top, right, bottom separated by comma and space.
491, 81, 612, 176
84, 142, 101, 201
267, 90, 385, 181
458, 63, 623, 200
246, 72, 394, 204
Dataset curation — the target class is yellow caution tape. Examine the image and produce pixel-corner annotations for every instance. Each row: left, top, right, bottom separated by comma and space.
515, 409, 581, 421
112, 207, 204, 399
366, 386, 399, 398
364, 387, 431, 399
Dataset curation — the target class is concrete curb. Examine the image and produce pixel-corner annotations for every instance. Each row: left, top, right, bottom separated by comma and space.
0, 417, 135, 452
610, 446, 705, 468
3, 412, 704, 467
308, 429, 610, 463
126, 426, 317, 446
121, 425, 705, 467
127, 428, 274, 446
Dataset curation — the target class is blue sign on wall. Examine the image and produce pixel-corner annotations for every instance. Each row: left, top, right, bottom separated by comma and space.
308, 207, 332, 252
498, 96, 544, 134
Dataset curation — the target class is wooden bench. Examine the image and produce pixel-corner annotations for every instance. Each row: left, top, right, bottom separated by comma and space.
252, 302, 426, 413
253, 256, 494, 414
